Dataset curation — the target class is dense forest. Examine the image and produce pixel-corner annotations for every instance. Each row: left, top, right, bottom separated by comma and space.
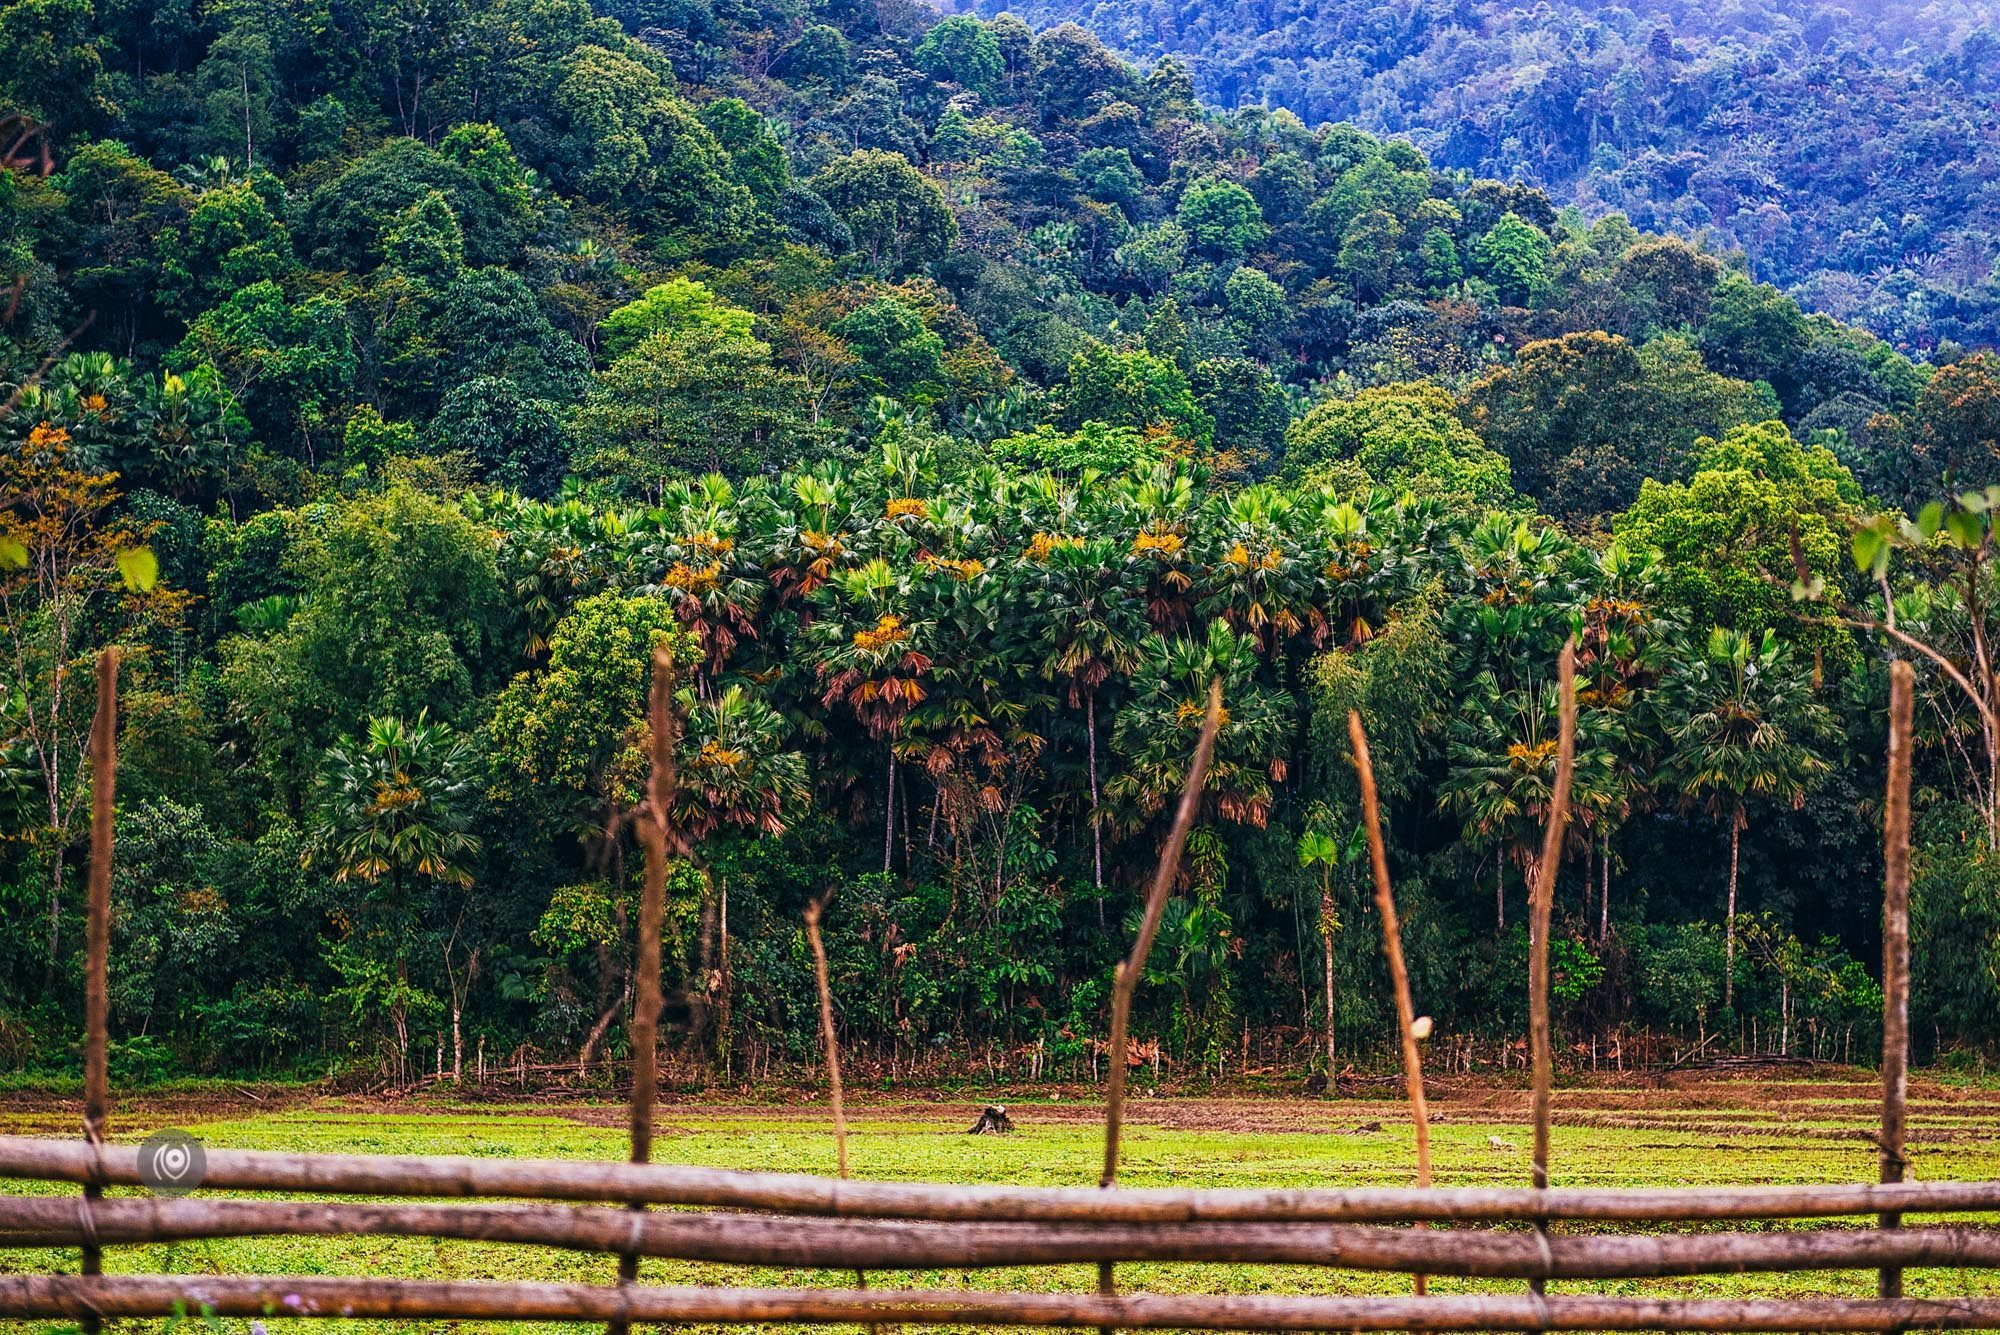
1, 0, 1997, 1087
960, 0, 2000, 356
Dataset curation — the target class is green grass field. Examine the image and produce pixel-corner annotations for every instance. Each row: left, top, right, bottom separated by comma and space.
3, 1071, 1999, 1333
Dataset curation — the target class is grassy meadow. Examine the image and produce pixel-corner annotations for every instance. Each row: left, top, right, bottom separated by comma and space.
2, 1073, 1999, 1332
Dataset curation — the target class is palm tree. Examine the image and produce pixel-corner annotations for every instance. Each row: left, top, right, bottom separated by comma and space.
678, 684, 810, 838
1196, 484, 1324, 657
1297, 822, 1364, 1080
807, 558, 934, 871
1020, 534, 1146, 915
1107, 620, 1294, 836
678, 682, 810, 1071
641, 474, 764, 687
1439, 672, 1622, 930
308, 713, 481, 1081
1576, 538, 1677, 940
1657, 628, 1833, 1008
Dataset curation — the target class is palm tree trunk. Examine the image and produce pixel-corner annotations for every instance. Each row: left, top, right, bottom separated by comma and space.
1088, 692, 1104, 926
393, 955, 409, 1085
1599, 836, 1610, 944
1320, 889, 1335, 1078
1725, 815, 1741, 1010
1495, 855, 1504, 932
883, 746, 896, 874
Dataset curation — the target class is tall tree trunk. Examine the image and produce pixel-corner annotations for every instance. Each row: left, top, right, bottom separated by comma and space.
393, 956, 409, 1085
717, 877, 732, 1079
1725, 814, 1741, 1009
883, 746, 896, 874
1088, 692, 1104, 926
1495, 855, 1504, 933
1320, 888, 1335, 1077
46, 846, 63, 974
1599, 836, 1611, 944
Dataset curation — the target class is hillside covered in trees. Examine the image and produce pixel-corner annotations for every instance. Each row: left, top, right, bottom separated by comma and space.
2, 0, 1999, 1085
959, 0, 2000, 356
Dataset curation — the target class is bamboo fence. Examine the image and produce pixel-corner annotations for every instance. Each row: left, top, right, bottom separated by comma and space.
1, 646, 1992, 1331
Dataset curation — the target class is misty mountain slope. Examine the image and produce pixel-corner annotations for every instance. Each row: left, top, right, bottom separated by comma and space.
957, 0, 2000, 350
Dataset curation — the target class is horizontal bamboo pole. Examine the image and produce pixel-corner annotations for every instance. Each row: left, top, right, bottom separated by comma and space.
4, 1198, 2000, 1277
2, 1137, 1995, 1224
13, 1276, 2000, 1331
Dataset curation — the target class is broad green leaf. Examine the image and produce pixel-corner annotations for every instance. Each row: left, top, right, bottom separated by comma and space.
116, 546, 159, 593
1851, 526, 1884, 574
1918, 502, 1943, 539
0, 537, 26, 570
1946, 509, 1985, 550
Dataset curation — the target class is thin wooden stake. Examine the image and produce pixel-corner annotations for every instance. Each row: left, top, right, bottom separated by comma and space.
1100, 677, 1224, 1329
80, 647, 118, 1335
1347, 710, 1431, 1298
1529, 641, 1578, 1299
804, 899, 850, 1181
1879, 658, 1914, 1299
610, 648, 678, 1335
807, 895, 878, 1329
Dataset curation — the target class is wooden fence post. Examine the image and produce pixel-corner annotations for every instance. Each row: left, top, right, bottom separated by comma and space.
1529, 641, 1578, 1299
1348, 709, 1431, 1298
804, 893, 878, 1331
1879, 658, 1914, 1300
1099, 677, 1223, 1333
609, 648, 678, 1335
80, 647, 119, 1335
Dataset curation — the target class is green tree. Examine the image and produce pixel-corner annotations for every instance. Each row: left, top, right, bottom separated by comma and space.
914, 16, 1004, 97
1700, 274, 1807, 384
1021, 534, 1146, 911
1289, 383, 1513, 508
1438, 672, 1623, 930
193, 18, 277, 166
832, 298, 946, 399
1615, 419, 1857, 638
220, 485, 510, 805
549, 43, 753, 235
1463, 332, 1772, 521
1192, 358, 1289, 466
1296, 822, 1364, 1077
1108, 620, 1294, 836
1057, 343, 1212, 444
1177, 178, 1267, 263
156, 181, 298, 319
1656, 628, 1833, 1007
571, 325, 810, 492
1221, 266, 1290, 359
432, 377, 568, 498
1338, 209, 1402, 302
808, 151, 957, 271
490, 590, 695, 827
170, 280, 355, 460
307, 713, 481, 1081
1473, 212, 1551, 307
598, 277, 757, 360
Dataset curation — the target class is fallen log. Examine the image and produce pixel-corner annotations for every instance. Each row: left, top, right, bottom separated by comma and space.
11, 1275, 2000, 1331
3, 1137, 1997, 1224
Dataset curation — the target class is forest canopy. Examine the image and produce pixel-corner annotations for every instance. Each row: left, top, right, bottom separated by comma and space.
963, 0, 2000, 355
1, 0, 1997, 1084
